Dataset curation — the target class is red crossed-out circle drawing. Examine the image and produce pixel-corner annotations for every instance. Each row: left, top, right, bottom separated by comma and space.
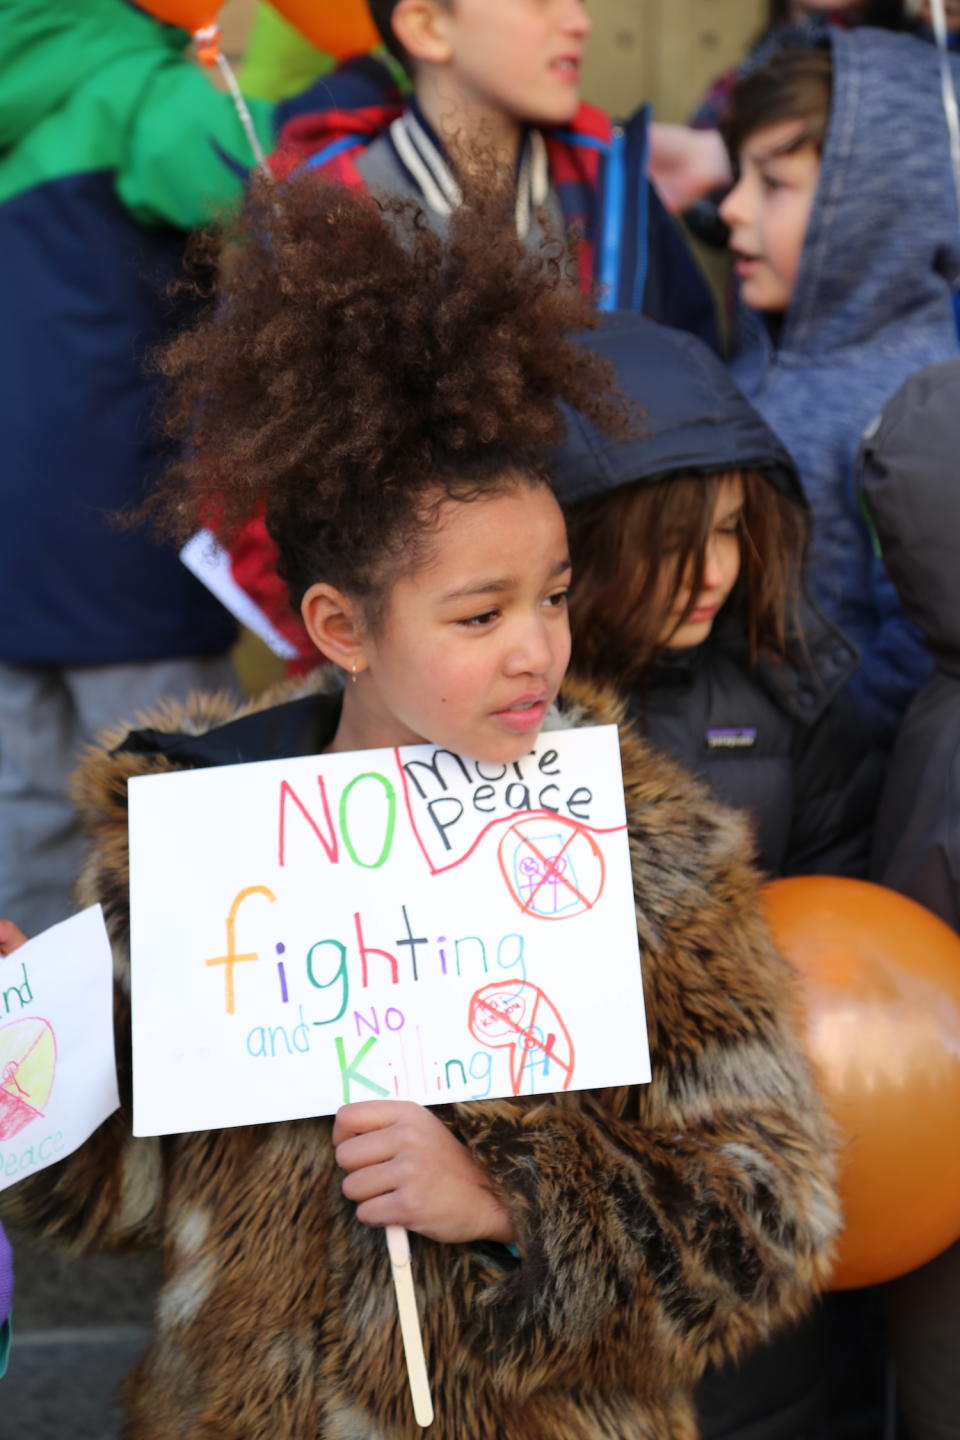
468, 980, 575, 1094
0, 1017, 57, 1141
497, 815, 605, 920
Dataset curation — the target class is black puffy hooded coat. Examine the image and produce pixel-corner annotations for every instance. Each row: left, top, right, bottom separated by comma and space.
552, 313, 886, 1435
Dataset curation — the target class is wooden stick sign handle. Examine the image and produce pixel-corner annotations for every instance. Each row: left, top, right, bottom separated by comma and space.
386, 1225, 434, 1427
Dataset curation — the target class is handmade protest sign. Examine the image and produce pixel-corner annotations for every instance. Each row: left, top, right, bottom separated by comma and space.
127, 724, 649, 1137
0, 906, 119, 1191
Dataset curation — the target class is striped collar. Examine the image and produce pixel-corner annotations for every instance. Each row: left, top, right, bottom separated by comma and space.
387, 101, 550, 238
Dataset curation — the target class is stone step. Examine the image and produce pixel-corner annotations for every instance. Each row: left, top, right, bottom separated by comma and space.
1, 1228, 160, 1438
1, 1326, 148, 1439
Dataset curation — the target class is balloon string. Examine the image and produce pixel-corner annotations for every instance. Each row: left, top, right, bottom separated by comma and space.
214, 49, 274, 184
930, 0, 960, 227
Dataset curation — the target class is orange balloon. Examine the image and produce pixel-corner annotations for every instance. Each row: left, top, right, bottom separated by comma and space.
270, 0, 380, 59
764, 876, 960, 1290
132, 0, 222, 30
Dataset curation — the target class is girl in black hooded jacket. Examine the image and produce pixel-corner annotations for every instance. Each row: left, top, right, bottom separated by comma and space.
555, 311, 883, 1440
557, 311, 879, 882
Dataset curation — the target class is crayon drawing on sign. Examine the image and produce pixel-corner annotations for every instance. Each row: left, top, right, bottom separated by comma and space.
0, 1018, 57, 1140
468, 980, 575, 1095
0, 906, 119, 1194
498, 815, 606, 919
128, 724, 651, 1137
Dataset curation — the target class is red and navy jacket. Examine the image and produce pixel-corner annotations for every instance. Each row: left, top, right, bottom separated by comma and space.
273, 56, 718, 340
231, 56, 719, 667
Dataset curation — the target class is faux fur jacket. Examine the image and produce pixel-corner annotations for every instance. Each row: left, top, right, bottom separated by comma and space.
4, 673, 839, 1440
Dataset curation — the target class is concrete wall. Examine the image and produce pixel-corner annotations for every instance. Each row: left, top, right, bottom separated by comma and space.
582, 0, 764, 122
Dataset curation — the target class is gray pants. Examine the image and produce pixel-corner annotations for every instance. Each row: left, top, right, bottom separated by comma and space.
0, 655, 238, 937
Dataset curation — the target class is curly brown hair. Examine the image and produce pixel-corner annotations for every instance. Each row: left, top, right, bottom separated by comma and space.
151, 173, 622, 627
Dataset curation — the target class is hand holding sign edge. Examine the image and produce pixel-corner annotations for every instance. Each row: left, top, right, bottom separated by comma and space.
0, 922, 28, 956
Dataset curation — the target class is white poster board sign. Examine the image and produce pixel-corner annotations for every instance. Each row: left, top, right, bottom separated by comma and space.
128, 725, 649, 1137
0, 906, 119, 1190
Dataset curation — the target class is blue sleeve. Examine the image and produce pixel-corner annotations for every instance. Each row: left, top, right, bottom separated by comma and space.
610, 107, 719, 351
642, 182, 720, 353
0, 1317, 10, 1379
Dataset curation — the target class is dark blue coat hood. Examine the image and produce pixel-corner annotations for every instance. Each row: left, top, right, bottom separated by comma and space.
551, 312, 803, 505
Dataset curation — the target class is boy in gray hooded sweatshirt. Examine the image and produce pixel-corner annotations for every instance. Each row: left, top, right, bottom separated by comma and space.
721, 29, 960, 745
862, 358, 960, 1440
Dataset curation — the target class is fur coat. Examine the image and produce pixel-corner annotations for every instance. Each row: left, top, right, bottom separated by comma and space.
3, 673, 839, 1440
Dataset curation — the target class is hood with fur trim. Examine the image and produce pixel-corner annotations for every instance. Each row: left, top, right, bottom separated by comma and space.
7, 671, 838, 1440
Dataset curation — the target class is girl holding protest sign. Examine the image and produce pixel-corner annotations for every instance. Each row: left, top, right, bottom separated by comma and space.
1, 177, 838, 1439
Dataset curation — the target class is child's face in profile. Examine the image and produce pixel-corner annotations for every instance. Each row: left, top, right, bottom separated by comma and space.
434, 0, 591, 128
658, 475, 745, 651
348, 482, 572, 763
720, 121, 821, 314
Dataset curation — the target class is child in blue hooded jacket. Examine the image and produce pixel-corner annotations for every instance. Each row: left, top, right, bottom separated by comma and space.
720, 30, 960, 744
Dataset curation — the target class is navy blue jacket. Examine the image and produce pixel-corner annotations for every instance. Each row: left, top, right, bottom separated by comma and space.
0, 1, 355, 668
274, 65, 719, 350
